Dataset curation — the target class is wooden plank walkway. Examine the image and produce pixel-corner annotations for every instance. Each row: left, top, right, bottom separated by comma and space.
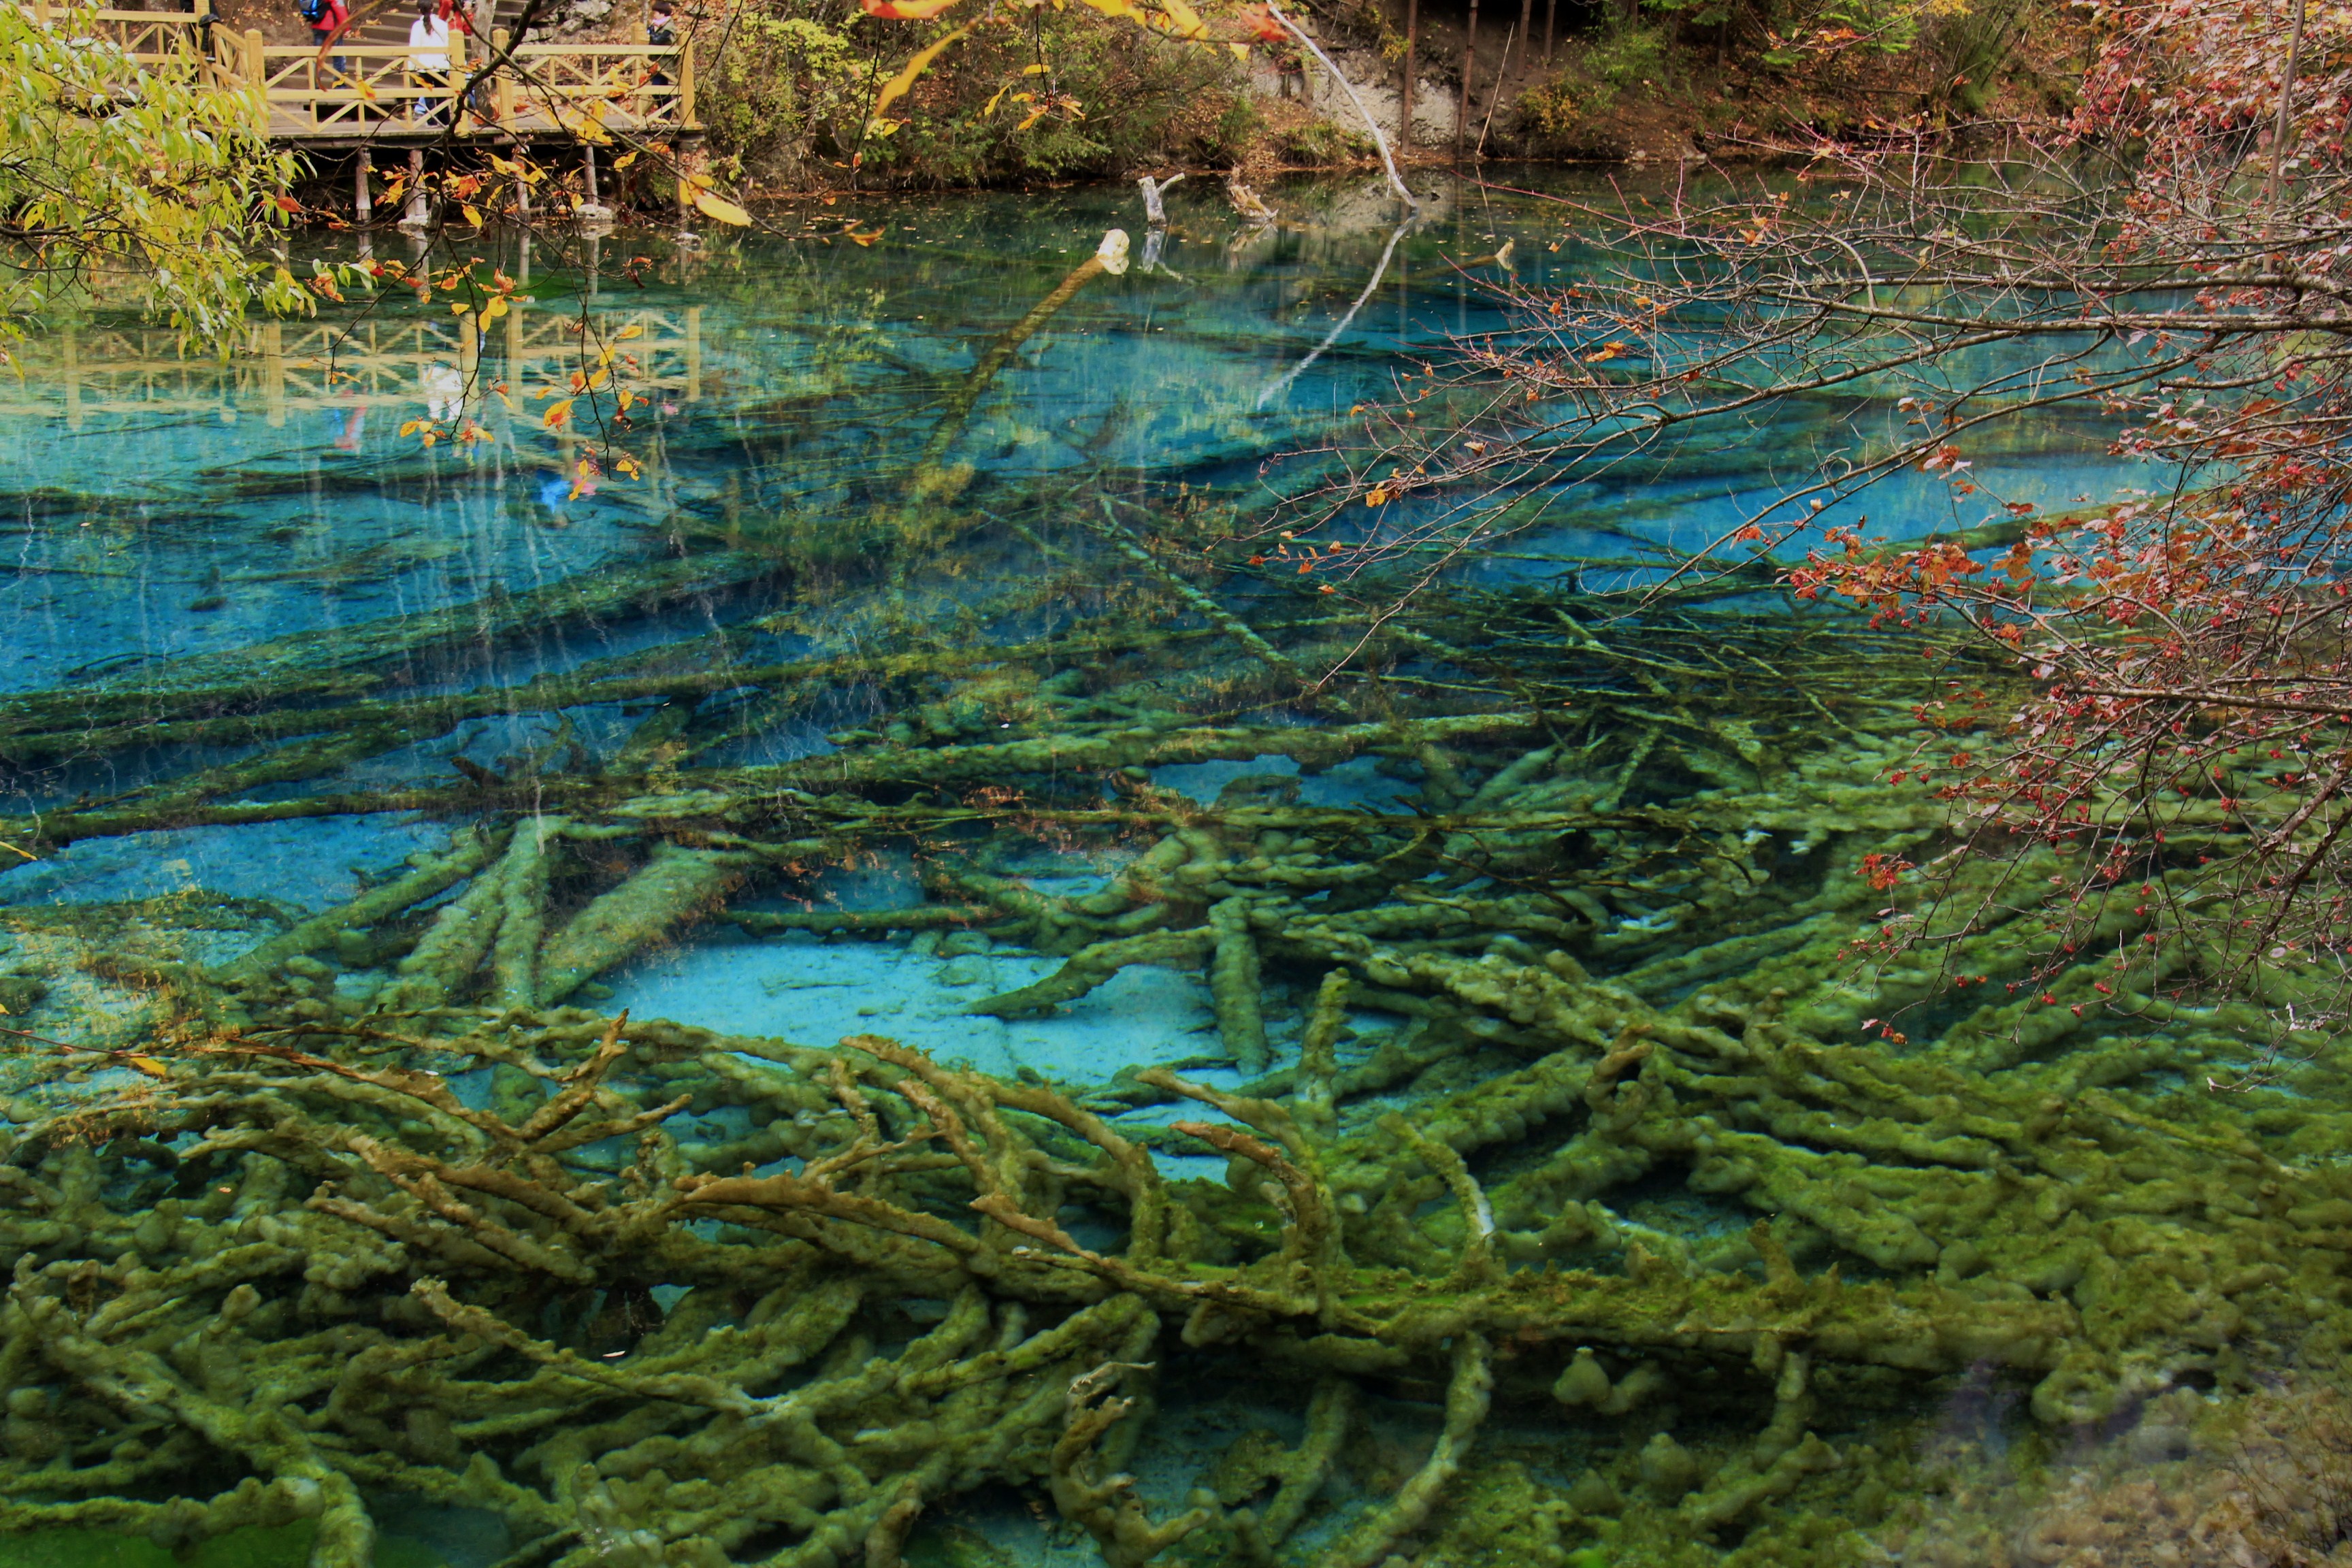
14, 1, 700, 149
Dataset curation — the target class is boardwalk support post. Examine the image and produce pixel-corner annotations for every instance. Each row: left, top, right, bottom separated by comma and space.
355, 150, 372, 223
579, 142, 614, 222
402, 148, 430, 232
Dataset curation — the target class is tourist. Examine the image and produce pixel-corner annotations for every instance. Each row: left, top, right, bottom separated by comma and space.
301, 0, 352, 94
647, 1, 673, 88
407, 0, 452, 126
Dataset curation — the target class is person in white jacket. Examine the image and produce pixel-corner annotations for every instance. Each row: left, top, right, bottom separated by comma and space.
407, 0, 451, 125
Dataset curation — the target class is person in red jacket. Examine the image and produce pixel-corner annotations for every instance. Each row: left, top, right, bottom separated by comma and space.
304, 0, 352, 86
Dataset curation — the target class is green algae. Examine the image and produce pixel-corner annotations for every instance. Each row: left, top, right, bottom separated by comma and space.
0, 405, 2340, 1567
0, 1524, 451, 1568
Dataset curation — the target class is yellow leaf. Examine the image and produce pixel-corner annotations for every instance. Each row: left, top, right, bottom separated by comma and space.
983, 81, 1013, 114
612, 150, 639, 169
694, 189, 753, 227
399, 419, 423, 437
483, 295, 509, 321
1228, 41, 1250, 62
125, 1056, 169, 1079
1155, 0, 1207, 37
617, 323, 644, 339
1365, 488, 1390, 506
544, 399, 575, 429
463, 203, 483, 228
1021, 61, 1047, 73
868, 24, 970, 128
585, 367, 610, 391
452, 300, 471, 314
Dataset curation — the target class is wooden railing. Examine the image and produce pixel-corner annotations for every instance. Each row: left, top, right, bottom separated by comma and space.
11, 3, 209, 65
12, 3, 698, 138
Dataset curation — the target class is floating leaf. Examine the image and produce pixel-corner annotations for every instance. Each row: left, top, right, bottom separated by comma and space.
125, 1056, 169, 1078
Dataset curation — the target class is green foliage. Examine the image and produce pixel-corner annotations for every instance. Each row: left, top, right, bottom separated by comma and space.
1581, 21, 1673, 93
704, 11, 868, 188
0, 3, 307, 347
1928, 0, 2030, 116
1271, 113, 1373, 165
1820, 0, 1923, 54
1516, 71, 1612, 138
704, 5, 1253, 187
1513, 20, 1670, 141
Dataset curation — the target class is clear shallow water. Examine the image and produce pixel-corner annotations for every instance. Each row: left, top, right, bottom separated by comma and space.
0, 172, 2322, 1568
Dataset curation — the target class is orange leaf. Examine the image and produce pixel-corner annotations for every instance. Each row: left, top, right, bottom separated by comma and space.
862, 0, 961, 16
544, 399, 575, 429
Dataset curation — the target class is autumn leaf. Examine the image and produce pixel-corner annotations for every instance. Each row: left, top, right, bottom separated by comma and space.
125, 1056, 169, 1079
862, 0, 960, 15
617, 323, 644, 339
694, 189, 752, 227
544, 399, 575, 429
1365, 487, 1391, 506
463, 203, 483, 228
867, 24, 971, 130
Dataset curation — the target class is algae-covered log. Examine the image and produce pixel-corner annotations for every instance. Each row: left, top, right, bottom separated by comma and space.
534, 843, 751, 1005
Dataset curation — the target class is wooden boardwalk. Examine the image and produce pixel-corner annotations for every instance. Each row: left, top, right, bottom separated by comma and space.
16, 0, 699, 150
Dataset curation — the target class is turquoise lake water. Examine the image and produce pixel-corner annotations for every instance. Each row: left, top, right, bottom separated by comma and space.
0, 171, 2307, 1568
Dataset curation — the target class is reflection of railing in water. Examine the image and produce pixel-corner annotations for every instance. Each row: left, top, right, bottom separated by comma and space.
0, 308, 704, 427
10, 3, 698, 141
